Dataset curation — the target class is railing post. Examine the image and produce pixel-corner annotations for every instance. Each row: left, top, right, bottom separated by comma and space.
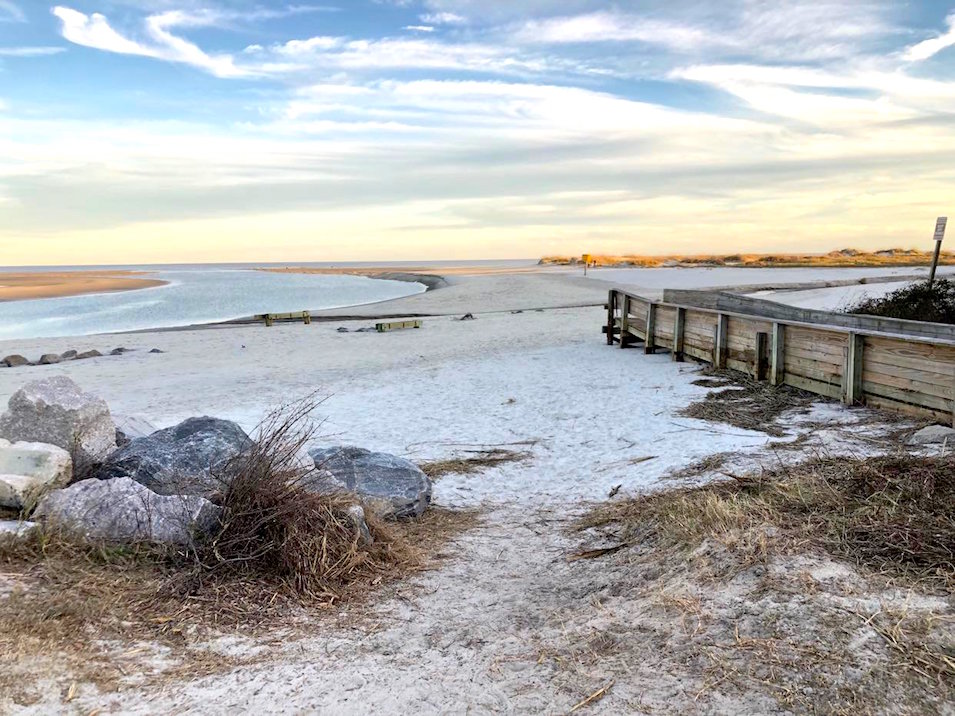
606, 290, 616, 345
619, 294, 631, 349
843, 332, 864, 405
672, 307, 685, 362
770, 323, 785, 385
714, 313, 728, 368
645, 303, 657, 354
755, 331, 768, 380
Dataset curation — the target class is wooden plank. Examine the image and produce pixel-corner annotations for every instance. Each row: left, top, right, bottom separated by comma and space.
862, 380, 953, 413
672, 307, 686, 362
645, 303, 657, 354
782, 344, 844, 368
784, 373, 843, 399
866, 394, 954, 426
863, 356, 955, 387
770, 323, 785, 386
784, 355, 843, 383
619, 294, 630, 349
376, 319, 422, 332
864, 337, 955, 376
715, 313, 728, 368
843, 333, 864, 406
606, 290, 616, 345
755, 332, 768, 380
862, 369, 954, 401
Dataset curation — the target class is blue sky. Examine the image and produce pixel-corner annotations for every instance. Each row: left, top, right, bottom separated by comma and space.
1, 1, 954, 264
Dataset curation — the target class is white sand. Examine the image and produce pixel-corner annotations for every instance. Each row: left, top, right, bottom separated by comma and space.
0, 269, 940, 714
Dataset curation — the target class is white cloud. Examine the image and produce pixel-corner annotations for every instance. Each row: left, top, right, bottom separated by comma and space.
0, 46, 66, 57
420, 12, 467, 25
903, 13, 955, 61
514, 11, 715, 49
52, 6, 254, 78
0, 1, 24, 23
404, 25, 435, 33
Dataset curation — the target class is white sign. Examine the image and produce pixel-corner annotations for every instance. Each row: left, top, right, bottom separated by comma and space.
935, 216, 947, 242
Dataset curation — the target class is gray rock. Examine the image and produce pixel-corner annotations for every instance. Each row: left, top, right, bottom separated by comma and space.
308, 446, 431, 519
0, 439, 72, 509
0, 520, 38, 540
909, 424, 955, 445
0, 376, 116, 467
34, 477, 220, 545
97, 417, 251, 497
1, 355, 30, 368
75, 350, 102, 360
148, 348, 165, 354
60, 350, 78, 361
37, 354, 61, 365
113, 414, 158, 447
110, 347, 132, 356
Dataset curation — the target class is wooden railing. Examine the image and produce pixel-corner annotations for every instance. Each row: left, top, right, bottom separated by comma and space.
605, 289, 955, 426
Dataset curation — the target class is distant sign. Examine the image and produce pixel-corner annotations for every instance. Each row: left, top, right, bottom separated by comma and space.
935, 217, 947, 242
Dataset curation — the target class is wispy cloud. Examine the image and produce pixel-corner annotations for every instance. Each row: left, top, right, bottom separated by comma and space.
0, 46, 65, 57
420, 12, 467, 25
903, 13, 955, 61
0, 0, 24, 23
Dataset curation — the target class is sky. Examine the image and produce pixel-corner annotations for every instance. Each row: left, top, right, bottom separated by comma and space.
0, 1, 954, 265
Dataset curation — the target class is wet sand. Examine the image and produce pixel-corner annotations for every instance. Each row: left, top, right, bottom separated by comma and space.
0, 271, 168, 302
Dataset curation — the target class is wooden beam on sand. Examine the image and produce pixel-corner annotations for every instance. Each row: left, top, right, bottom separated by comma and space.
770, 322, 785, 386
672, 307, 686, 362
645, 303, 657, 354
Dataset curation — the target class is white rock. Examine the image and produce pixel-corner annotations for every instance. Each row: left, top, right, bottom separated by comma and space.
34, 477, 220, 545
0, 519, 38, 539
908, 424, 955, 445
0, 376, 116, 466
0, 439, 72, 509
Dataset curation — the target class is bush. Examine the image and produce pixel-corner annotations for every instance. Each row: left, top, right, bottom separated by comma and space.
846, 279, 955, 324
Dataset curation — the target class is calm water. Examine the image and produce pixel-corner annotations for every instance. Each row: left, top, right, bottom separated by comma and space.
0, 265, 436, 340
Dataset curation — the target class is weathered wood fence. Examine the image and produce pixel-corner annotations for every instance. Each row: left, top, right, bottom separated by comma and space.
605, 289, 955, 426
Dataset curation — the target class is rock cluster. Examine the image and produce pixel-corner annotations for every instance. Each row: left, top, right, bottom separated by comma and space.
1, 347, 165, 369
0, 377, 432, 549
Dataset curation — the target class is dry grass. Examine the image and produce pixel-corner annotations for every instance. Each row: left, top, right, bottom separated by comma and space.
541, 248, 955, 268
680, 369, 821, 436
579, 453, 955, 592
419, 448, 530, 480
0, 399, 480, 706
573, 453, 955, 712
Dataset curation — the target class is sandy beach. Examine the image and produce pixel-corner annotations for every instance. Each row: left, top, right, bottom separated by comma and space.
2, 266, 951, 714
0, 271, 168, 302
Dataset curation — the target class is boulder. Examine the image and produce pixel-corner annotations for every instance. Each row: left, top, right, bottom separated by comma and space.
75, 350, 102, 360
60, 350, 78, 361
0, 377, 116, 467
113, 414, 158, 447
34, 477, 220, 545
0, 439, 72, 509
110, 347, 132, 356
909, 424, 955, 445
148, 348, 165, 354
1, 355, 30, 368
37, 354, 61, 365
307, 446, 432, 519
97, 417, 251, 497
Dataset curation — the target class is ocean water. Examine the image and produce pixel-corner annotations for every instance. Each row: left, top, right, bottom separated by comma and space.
0, 266, 431, 340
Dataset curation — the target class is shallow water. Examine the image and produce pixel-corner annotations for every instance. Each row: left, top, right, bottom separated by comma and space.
0, 267, 426, 340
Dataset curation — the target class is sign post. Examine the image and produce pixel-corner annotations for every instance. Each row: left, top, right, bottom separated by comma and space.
582, 253, 592, 276
929, 217, 947, 287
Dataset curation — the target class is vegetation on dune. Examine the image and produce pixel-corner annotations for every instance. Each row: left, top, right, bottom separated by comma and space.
540, 248, 955, 269
846, 278, 955, 325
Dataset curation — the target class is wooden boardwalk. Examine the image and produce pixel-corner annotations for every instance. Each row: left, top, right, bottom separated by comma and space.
605, 288, 955, 426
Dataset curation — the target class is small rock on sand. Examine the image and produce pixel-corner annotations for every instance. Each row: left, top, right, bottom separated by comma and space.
37, 354, 61, 365
60, 350, 78, 360
75, 350, 103, 360
1, 355, 30, 368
